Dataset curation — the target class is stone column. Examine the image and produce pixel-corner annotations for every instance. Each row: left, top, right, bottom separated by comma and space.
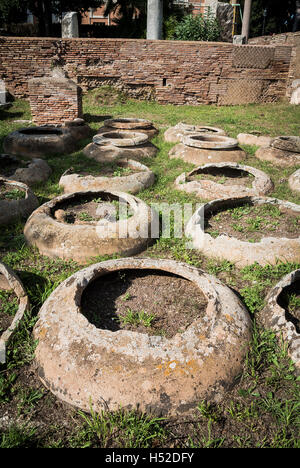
62, 12, 79, 38
0, 79, 6, 106
146, 0, 163, 40
241, 0, 252, 42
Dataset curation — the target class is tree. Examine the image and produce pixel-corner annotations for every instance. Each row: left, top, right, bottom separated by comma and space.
0, 0, 104, 36
237, 0, 296, 37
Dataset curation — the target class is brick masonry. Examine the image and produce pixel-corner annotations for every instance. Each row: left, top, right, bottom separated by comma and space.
28, 75, 82, 125
0, 36, 294, 106
249, 32, 300, 99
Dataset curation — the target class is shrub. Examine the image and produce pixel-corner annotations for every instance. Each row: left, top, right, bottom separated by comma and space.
173, 12, 220, 42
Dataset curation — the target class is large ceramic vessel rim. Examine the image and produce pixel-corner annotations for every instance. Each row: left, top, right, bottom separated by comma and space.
103, 118, 153, 129
0, 262, 29, 347
93, 131, 149, 147
189, 195, 300, 245
182, 133, 238, 149
36, 257, 250, 344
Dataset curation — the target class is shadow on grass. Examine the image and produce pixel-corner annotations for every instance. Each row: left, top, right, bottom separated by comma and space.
83, 113, 112, 124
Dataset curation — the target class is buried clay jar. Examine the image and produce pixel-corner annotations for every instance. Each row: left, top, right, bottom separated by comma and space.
24, 190, 157, 263
186, 196, 300, 267
169, 134, 246, 165
98, 118, 158, 139
0, 177, 39, 225
175, 162, 274, 200
3, 121, 91, 158
260, 269, 300, 375
0, 262, 30, 363
33, 257, 252, 416
83, 131, 158, 163
59, 158, 155, 195
164, 123, 226, 144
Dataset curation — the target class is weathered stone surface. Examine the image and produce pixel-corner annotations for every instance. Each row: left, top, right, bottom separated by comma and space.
260, 269, 300, 375
0, 262, 29, 363
237, 133, 272, 147
59, 159, 155, 195
93, 131, 149, 148
0, 155, 52, 186
255, 146, 300, 167
164, 123, 226, 144
169, 143, 246, 165
217, 2, 234, 43
24, 190, 157, 263
0, 178, 39, 225
289, 169, 300, 193
33, 257, 252, 416
186, 196, 300, 267
175, 162, 273, 200
271, 136, 300, 153
98, 118, 159, 139
61, 12, 79, 38
290, 79, 300, 105
182, 134, 238, 150
84, 138, 158, 163
3, 123, 90, 158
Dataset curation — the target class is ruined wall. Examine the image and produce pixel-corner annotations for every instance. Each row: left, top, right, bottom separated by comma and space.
28, 74, 82, 125
0, 36, 292, 106
249, 32, 300, 98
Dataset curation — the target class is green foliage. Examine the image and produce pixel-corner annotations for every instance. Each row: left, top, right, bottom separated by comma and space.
173, 12, 220, 42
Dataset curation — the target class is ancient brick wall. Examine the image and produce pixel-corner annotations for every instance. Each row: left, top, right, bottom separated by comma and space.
249, 32, 300, 98
0, 36, 293, 106
28, 75, 82, 125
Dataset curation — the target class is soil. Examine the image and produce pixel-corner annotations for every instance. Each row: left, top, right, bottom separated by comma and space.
0, 289, 18, 334
76, 163, 138, 178
189, 167, 254, 188
0, 182, 26, 201
278, 279, 300, 333
81, 269, 208, 338
53, 194, 133, 224
205, 202, 300, 242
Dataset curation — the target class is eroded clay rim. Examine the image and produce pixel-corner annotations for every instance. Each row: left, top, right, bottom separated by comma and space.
261, 269, 300, 373
0, 262, 29, 349
103, 118, 153, 130
36, 257, 251, 354
289, 169, 300, 193
177, 123, 225, 135
58, 159, 155, 193
175, 162, 273, 197
93, 131, 149, 148
187, 196, 300, 245
182, 134, 238, 149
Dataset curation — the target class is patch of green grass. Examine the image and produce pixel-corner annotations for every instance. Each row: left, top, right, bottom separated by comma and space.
0, 94, 300, 448
118, 308, 155, 328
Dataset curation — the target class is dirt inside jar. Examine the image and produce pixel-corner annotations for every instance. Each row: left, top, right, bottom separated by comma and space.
188, 167, 254, 188
81, 269, 208, 338
205, 202, 300, 242
277, 279, 300, 333
0, 288, 18, 334
0, 181, 26, 201
66, 161, 140, 178
53, 194, 134, 225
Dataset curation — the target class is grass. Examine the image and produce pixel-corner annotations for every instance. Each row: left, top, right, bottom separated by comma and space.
0, 90, 299, 448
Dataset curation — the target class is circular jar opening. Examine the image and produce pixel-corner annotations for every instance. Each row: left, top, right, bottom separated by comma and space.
205, 199, 300, 243
277, 278, 300, 333
81, 269, 208, 338
20, 127, 63, 136
51, 191, 134, 225
188, 166, 254, 188
0, 180, 26, 201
